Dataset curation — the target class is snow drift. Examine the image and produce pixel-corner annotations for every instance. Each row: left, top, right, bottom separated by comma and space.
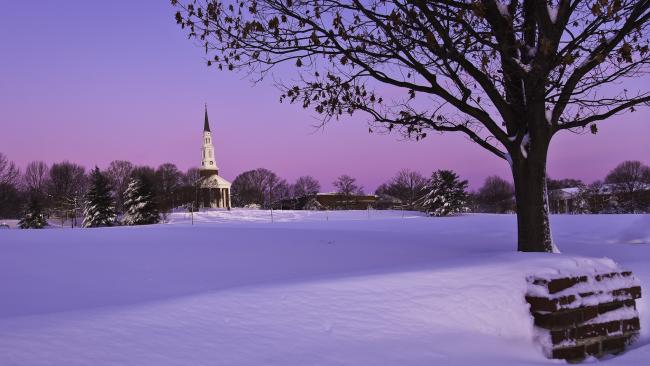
0, 210, 648, 365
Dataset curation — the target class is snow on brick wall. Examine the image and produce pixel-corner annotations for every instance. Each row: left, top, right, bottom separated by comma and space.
526, 271, 642, 362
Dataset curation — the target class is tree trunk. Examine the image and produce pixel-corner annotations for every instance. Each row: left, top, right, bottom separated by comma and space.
511, 135, 555, 253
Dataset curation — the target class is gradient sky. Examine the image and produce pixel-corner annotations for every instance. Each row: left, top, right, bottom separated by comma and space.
1, 0, 648, 192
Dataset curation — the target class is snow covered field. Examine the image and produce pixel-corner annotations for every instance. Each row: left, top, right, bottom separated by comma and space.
1, 210, 649, 365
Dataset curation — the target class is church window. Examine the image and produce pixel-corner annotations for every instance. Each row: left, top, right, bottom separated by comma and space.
210, 161, 213, 165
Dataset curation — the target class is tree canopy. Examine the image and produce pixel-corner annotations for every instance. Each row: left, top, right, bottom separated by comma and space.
173, 0, 650, 252
173, 0, 650, 160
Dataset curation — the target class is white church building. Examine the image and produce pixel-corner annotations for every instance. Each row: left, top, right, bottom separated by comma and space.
197, 106, 232, 209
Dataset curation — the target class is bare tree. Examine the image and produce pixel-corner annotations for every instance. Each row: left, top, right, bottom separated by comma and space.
183, 167, 202, 187
376, 169, 427, 207
48, 161, 87, 227
232, 168, 268, 206
604, 160, 650, 212
547, 177, 584, 190
156, 163, 183, 194
334, 174, 364, 196
476, 175, 515, 213
154, 163, 183, 214
106, 160, 134, 213
268, 174, 290, 207
0, 184, 22, 219
131, 165, 160, 194
0, 153, 20, 186
174, 0, 650, 252
180, 167, 202, 211
0, 153, 22, 219
231, 168, 287, 207
24, 161, 49, 194
291, 175, 321, 197
605, 160, 650, 193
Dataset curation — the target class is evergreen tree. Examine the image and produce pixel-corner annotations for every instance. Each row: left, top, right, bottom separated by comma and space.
82, 167, 117, 228
420, 170, 469, 217
122, 175, 160, 225
19, 194, 48, 229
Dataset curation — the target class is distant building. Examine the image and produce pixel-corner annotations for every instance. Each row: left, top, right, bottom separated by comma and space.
276, 193, 378, 210
373, 193, 405, 210
549, 183, 650, 214
197, 105, 231, 209
549, 187, 582, 214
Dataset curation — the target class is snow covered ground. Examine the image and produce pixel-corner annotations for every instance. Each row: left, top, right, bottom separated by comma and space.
0, 210, 649, 365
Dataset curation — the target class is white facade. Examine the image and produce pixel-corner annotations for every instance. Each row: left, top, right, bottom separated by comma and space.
201, 129, 218, 171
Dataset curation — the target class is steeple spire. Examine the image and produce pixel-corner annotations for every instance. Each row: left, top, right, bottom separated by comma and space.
200, 104, 218, 173
203, 103, 211, 132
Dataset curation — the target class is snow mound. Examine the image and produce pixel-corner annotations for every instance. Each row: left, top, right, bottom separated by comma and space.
0, 211, 648, 365
617, 215, 650, 245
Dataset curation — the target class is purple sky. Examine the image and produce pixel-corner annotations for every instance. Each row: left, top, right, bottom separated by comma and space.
1, 0, 648, 192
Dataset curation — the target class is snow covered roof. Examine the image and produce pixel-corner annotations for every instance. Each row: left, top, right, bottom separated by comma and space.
549, 187, 581, 199
199, 174, 231, 189
550, 182, 650, 199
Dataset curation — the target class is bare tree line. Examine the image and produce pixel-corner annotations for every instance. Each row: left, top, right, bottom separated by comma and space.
1, 151, 648, 221
0, 154, 200, 222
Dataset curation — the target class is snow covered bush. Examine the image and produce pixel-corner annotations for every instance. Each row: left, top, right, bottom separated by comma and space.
18, 194, 48, 229
420, 170, 469, 216
82, 167, 117, 228
122, 175, 160, 226
573, 186, 596, 214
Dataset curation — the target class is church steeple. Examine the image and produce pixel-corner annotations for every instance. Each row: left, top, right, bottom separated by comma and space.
203, 104, 211, 132
200, 105, 218, 173
194, 104, 232, 209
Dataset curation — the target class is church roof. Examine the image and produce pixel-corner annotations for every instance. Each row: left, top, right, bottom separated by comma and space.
203, 105, 211, 132
199, 174, 232, 189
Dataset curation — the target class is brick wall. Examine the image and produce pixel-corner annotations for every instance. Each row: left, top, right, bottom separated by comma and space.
526, 271, 642, 362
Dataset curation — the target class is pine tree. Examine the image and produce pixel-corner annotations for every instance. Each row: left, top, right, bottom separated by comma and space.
420, 170, 469, 217
122, 175, 160, 225
19, 194, 48, 229
82, 167, 117, 228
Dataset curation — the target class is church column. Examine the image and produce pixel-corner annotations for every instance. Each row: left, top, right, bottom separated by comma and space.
221, 188, 225, 208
